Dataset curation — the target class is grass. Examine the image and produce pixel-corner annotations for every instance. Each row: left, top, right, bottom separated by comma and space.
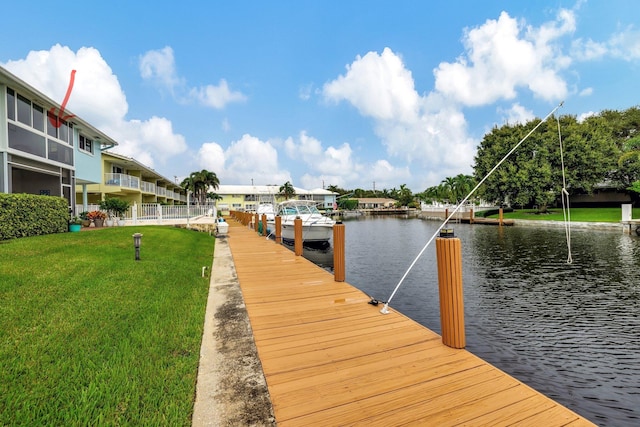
0, 226, 214, 426
487, 207, 640, 222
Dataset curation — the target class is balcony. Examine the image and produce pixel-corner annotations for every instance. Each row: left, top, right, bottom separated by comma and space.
105, 173, 139, 190
140, 181, 156, 194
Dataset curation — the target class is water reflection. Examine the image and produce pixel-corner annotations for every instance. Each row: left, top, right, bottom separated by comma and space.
340, 216, 640, 427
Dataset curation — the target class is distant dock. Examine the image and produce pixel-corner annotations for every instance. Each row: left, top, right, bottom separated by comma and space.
221, 218, 595, 426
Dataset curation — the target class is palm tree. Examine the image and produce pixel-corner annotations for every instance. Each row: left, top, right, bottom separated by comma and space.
279, 181, 296, 200
181, 169, 220, 204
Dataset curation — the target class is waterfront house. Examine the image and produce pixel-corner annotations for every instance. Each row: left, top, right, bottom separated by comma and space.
1, 65, 118, 212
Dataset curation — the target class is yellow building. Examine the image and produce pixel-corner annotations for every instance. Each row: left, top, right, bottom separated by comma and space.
76, 151, 186, 209
214, 184, 337, 215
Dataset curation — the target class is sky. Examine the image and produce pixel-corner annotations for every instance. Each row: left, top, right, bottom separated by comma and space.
1, 1, 639, 192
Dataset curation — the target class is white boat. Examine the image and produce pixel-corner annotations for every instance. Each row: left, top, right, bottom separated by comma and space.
270, 200, 335, 243
256, 203, 276, 221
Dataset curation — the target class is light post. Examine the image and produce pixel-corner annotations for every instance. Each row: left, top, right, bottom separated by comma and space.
133, 233, 143, 261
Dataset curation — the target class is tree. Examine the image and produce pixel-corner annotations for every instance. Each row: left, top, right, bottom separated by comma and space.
279, 181, 296, 200
181, 169, 220, 205
397, 184, 414, 207
473, 113, 620, 211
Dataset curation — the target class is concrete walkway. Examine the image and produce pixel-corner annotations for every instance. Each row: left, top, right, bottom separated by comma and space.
192, 235, 276, 426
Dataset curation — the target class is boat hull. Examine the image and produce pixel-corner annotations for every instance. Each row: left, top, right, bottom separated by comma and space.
275, 222, 333, 243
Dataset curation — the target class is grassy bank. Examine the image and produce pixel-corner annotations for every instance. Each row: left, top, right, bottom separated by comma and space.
0, 226, 214, 426
488, 207, 640, 222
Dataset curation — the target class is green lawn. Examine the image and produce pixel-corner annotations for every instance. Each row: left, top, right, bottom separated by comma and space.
0, 226, 214, 426
486, 207, 640, 222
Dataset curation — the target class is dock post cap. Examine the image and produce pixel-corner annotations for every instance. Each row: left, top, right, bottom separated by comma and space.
439, 226, 455, 238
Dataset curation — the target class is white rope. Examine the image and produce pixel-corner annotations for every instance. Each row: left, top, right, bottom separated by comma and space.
557, 116, 573, 264
380, 101, 565, 315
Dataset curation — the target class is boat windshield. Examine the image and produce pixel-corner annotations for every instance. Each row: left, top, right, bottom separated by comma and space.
280, 203, 321, 215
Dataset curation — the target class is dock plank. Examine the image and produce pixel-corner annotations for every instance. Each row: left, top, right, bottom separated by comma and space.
225, 219, 596, 426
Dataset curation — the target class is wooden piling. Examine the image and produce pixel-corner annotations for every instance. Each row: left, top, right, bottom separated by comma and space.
498, 208, 503, 226
436, 235, 465, 349
333, 222, 345, 282
469, 208, 474, 224
261, 214, 267, 236
275, 216, 282, 244
294, 217, 303, 256
255, 213, 260, 232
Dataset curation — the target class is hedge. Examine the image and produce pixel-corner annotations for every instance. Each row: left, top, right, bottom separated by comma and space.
0, 194, 68, 240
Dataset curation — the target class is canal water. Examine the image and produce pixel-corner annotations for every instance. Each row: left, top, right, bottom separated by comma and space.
297, 216, 640, 426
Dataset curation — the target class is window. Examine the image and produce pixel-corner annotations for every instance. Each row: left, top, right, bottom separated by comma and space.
58, 119, 69, 144
17, 94, 31, 126
8, 123, 46, 158
79, 135, 93, 154
112, 166, 123, 174
46, 111, 58, 138
33, 104, 44, 132
6, 88, 15, 121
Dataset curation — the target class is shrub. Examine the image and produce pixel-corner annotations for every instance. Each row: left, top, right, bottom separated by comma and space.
0, 194, 68, 240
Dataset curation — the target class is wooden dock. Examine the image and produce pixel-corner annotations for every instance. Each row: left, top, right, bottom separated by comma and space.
225, 219, 595, 426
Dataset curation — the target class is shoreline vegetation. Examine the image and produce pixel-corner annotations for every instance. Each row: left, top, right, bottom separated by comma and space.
0, 226, 214, 426
484, 207, 639, 223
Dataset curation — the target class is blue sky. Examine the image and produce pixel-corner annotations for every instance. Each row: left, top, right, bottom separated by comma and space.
2, 1, 639, 192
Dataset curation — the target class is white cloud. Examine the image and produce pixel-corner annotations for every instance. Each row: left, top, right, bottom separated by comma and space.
197, 134, 291, 185
322, 49, 476, 186
298, 83, 313, 100
498, 103, 535, 125
3, 45, 187, 170
139, 46, 183, 93
434, 10, 573, 105
579, 87, 593, 96
571, 26, 640, 62
577, 111, 596, 123
189, 79, 246, 109
323, 48, 419, 123
139, 46, 246, 109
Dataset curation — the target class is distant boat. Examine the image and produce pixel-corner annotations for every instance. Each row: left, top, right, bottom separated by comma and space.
270, 200, 335, 243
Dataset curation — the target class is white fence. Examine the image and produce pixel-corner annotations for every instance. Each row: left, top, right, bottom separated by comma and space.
75, 203, 216, 224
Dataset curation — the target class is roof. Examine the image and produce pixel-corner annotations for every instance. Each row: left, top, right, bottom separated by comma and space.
356, 198, 397, 203
102, 150, 181, 186
215, 184, 337, 196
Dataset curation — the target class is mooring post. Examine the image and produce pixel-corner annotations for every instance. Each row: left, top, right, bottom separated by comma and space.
436, 228, 465, 349
294, 217, 303, 256
333, 221, 345, 282
499, 208, 504, 226
469, 207, 474, 224
261, 214, 267, 236
255, 213, 260, 233
275, 216, 282, 243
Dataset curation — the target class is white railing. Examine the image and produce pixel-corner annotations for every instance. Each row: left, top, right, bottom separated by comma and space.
156, 187, 167, 197
75, 202, 216, 224
104, 173, 139, 189
140, 181, 156, 193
